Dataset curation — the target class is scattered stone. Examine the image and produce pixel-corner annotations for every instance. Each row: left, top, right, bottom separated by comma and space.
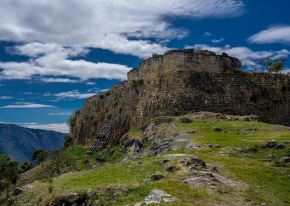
13, 187, 23, 196
185, 143, 198, 150
212, 127, 223, 132
180, 117, 192, 123
151, 174, 165, 181
163, 154, 190, 158
184, 157, 206, 168
46, 192, 88, 206
243, 115, 258, 121
22, 184, 33, 190
96, 157, 106, 164
86, 191, 96, 197
210, 166, 219, 172
175, 138, 190, 143
280, 156, 290, 163
135, 189, 177, 205
165, 165, 175, 173
261, 203, 267, 206
161, 159, 170, 164
276, 144, 285, 149
154, 116, 173, 125
183, 177, 209, 184
268, 154, 275, 159
265, 140, 277, 148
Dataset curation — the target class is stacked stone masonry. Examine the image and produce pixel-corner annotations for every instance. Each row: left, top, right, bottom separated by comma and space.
70, 49, 290, 146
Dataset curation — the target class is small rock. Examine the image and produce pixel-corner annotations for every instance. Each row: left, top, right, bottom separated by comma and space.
280, 156, 290, 163
165, 165, 175, 173
276, 144, 285, 149
184, 157, 206, 168
183, 177, 209, 184
141, 189, 176, 205
267, 154, 275, 159
161, 159, 170, 164
13, 187, 23, 196
180, 117, 192, 123
86, 191, 96, 197
212, 127, 223, 132
151, 174, 165, 181
261, 203, 267, 206
96, 157, 106, 164
265, 140, 277, 148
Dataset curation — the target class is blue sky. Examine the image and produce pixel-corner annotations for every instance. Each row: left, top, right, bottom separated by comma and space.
0, 0, 290, 133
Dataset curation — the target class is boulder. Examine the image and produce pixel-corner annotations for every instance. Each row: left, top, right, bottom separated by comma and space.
184, 157, 206, 168
150, 174, 165, 181
276, 144, 285, 149
212, 128, 223, 132
265, 140, 277, 148
180, 117, 192, 124
13, 187, 23, 196
46, 192, 88, 206
280, 156, 290, 163
165, 165, 175, 173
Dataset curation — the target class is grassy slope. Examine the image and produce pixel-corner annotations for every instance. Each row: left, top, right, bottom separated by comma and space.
16, 115, 290, 206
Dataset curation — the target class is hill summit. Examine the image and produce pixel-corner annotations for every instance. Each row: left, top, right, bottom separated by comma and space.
70, 49, 290, 148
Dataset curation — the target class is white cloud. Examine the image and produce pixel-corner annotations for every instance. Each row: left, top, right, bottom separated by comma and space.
203, 32, 212, 37
40, 78, 79, 83
0, 42, 132, 80
211, 38, 224, 43
0, 0, 245, 57
21, 123, 69, 133
55, 91, 95, 100
53, 90, 96, 100
0, 103, 56, 109
249, 25, 290, 44
0, 96, 12, 100
192, 44, 290, 67
48, 112, 72, 116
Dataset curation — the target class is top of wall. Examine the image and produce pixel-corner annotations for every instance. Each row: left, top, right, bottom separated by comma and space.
128, 49, 242, 81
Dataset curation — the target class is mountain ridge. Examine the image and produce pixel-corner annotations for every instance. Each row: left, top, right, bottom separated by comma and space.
0, 123, 65, 162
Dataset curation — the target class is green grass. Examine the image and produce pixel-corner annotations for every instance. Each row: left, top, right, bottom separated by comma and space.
172, 117, 290, 205
16, 115, 290, 206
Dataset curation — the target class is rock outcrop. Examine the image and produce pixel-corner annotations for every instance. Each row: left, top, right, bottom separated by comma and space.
70, 49, 290, 146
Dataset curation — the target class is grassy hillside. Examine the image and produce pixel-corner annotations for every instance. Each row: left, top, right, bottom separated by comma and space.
13, 113, 290, 205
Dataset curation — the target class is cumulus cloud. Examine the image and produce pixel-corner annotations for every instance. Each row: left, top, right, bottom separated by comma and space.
21, 123, 69, 133
192, 44, 290, 67
0, 103, 56, 109
249, 25, 290, 44
0, 0, 244, 57
0, 42, 131, 80
40, 78, 79, 83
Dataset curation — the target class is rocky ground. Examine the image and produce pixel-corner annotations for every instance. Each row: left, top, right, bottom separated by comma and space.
10, 112, 290, 206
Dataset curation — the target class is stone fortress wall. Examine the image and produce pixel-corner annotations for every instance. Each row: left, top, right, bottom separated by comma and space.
70, 49, 290, 146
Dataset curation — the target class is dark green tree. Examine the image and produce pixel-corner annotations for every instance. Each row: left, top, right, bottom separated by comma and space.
0, 154, 19, 200
20, 161, 33, 173
32, 149, 46, 164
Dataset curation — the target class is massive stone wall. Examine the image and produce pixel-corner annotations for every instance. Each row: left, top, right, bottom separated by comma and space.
70, 49, 290, 146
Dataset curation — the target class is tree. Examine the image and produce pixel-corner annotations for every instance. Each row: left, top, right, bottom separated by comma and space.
0, 154, 19, 200
32, 150, 46, 164
20, 161, 33, 173
266, 58, 286, 73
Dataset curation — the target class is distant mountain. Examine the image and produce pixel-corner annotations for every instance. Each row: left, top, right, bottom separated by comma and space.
0, 123, 65, 162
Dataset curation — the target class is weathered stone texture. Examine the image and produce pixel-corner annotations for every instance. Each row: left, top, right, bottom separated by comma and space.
70, 49, 290, 146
